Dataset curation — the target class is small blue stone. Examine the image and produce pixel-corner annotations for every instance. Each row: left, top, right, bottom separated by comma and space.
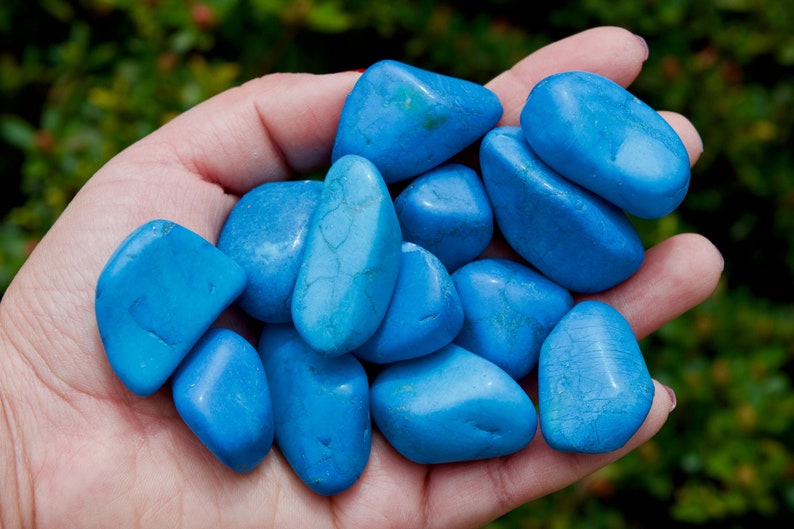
452, 258, 573, 380
258, 323, 371, 496
394, 164, 494, 271
292, 155, 402, 356
95, 220, 247, 396
370, 343, 537, 464
480, 127, 644, 293
172, 328, 274, 473
354, 242, 464, 364
520, 71, 690, 219
332, 60, 503, 184
538, 300, 655, 454
217, 180, 322, 323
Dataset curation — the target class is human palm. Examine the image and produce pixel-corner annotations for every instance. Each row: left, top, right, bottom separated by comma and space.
0, 27, 722, 529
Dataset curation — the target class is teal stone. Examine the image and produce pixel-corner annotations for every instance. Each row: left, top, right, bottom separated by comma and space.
172, 328, 274, 473
520, 71, 690, 219
480, 127, 644, 293
354, 242, 464, 364
538, 301, 655, 454
258, 323, 371, 496
370, 344, 537, 464
452, 258, 573, 380
291, 155, 402, 356
95, 220, 246, 396
217, 180, 322, 323
332, 60, 503, 184
393, 163, 494, 271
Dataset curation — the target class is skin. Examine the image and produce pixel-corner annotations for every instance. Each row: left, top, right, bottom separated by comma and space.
0, 26, 723, 529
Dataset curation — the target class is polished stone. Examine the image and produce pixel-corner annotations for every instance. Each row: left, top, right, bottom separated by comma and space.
258, 323, 371, 496
332, 60, 503, 183
520, 71, 690, 219
370, 343, 537, 464
480, 127, 644, 293
291, 155, 402, 356
354, 242, 464, 364
452, 258, 573, 380
95, 219, 247, 396
394, 163, 493, 271
172, 328, 274, 473
538, 300, 655, 454
217, 180, 322, 323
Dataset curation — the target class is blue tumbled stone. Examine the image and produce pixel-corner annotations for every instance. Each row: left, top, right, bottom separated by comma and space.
538, 300, 655, 454
292, 155, 402, 356
354, 242, 464, 364
217, 180, 322, 323
520, 71, 690, 219
370, 343, 537, 464
394, 164, 494, 271
172, 328, 274, 473
95, 220, 247, 396
480, 127, 644, 293
258, 323, 371, 496
452, 258, 573, 380
332, 60, 503, 184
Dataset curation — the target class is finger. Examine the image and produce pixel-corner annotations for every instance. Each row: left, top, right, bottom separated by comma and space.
487, 26, 650, 126
659, 110, 704, 166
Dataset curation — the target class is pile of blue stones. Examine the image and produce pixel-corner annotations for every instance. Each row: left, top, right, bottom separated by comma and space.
95, 60, 690, 495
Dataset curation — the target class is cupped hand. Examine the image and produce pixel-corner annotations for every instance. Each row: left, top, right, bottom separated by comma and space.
0, 27, 723, 529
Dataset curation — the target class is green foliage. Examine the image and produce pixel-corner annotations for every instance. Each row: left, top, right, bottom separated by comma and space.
2, 1, 793, 527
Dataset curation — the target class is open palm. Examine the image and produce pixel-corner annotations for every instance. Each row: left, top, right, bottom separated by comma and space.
0, 27, 723, 529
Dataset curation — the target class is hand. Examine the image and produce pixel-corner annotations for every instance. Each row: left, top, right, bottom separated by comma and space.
0, 27, 723, 529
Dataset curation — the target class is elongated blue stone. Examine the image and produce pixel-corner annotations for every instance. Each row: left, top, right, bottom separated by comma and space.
520, 71, 690, 219
370, 343, 537, 464
332, 60, 503, 183
292, 155, 402, 356
394, 164, 493, 271
452, 258, 573, 380
480, 127, 644, 293
172, 328, 274, 473
538, 301, 655, 454
354, 242, 464, 364
258, 323, 371, 496
95, 220, 246, 396
217, 180, 322, 323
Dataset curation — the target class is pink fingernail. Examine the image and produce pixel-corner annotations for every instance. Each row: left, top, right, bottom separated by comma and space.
663, 384, 677, 412
635, 34, 650, 61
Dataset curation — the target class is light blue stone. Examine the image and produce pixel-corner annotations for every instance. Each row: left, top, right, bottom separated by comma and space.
480, 127, 644, 293
332, 60, 503, 184
370, 343, 537, 464
538, 300, 655, 454
452, 258, 573, 380
172, 328, 274, 473
354, 242, 464, 364
95, 220, 247, 396
292, 155, 402, 356
258, 323, 371, 496
520, 71, 690, 219
394, 164, 494, 271
217, 180, 322, 323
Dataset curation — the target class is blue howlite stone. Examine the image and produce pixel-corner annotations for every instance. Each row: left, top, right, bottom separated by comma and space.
354, 242, 464, 364
332, 60, 503, 184
292, 155, 402, 356
172, 328, 274, 473
258, 323, 371, 496
520, 71, 690, 219
95, 220, 247, 396
370, 343, 537, 464
538, 300, 655, 454
393, 164, 494, 271
452, 258, 574, 380
217, 180, 322, 323
480, 127, 644, 293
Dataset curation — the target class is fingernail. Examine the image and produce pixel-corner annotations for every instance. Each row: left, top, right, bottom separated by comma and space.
635, 34, 649, 62
348, 68, 367, 73
663, 384, 677, 412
